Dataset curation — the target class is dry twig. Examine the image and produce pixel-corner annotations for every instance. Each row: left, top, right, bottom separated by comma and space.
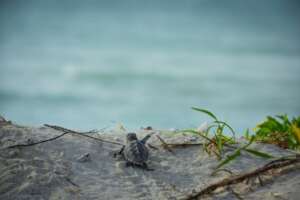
147, 144, 159, 150
44, 124, 124, 146
65, 177, 80, 188
156, 135, 174, 153
211, 168, 234, 176
7, 131, 69, 149
181, 156, 300, 200
166, 143, 203, 148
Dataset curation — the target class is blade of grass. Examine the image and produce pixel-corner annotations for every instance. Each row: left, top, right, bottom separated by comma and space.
216, 150, 241, 169
192, 107, 218, 121
214, 120, 236, 138
244, 148, 274, 159
216, 137, 255, 169
206, 124, 218, 135
216, 134, 223, 154
291, 124, 300, 144
220, 134, 236, 144
244, 128, 250, 140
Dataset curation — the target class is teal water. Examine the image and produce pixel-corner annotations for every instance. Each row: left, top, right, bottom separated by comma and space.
0, 0, 300, 134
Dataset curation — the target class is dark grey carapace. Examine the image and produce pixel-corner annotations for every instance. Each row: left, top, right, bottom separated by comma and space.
117, 132, 154, 170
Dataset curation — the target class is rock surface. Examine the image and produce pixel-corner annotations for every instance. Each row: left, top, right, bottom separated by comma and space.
0, 122, 300, 200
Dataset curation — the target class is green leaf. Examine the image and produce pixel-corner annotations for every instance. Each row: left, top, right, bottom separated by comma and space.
216, 134, 223, 153
292, 116, 300, 127
216, 136, 255, 169
205, 124, 218, 136
291, 124, 300, 144
253, 114, 300, 150
243, 136, 255, 149
267, 116, 283, 131
244, 128, 250, 140
216, 150, 241, 169
244, 148, 274, 158
192, 107, 218, 121
220, 134, 236, 144
214, 120, 236, 138
276, 114, 291, 126
216, 124, 224, 135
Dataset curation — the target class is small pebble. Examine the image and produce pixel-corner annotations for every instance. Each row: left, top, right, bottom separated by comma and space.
77, 153, 91, 162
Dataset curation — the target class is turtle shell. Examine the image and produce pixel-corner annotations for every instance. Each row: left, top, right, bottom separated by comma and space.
124, 140, 149, 165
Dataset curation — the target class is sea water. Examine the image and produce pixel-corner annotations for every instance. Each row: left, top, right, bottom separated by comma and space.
0, 0, 300, 134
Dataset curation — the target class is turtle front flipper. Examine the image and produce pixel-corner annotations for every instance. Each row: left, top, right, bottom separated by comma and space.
140, 132, 155, 145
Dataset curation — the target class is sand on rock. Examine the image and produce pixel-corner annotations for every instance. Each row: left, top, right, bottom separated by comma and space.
0, 123, 300, 200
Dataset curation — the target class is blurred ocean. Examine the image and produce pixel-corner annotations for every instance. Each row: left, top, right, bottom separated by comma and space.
0, 0, 300, 134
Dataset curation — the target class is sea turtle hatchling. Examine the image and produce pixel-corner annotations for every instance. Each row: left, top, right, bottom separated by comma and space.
115, 132, 154, 170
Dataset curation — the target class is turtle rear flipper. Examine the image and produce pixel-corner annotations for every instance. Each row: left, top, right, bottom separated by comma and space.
125, 161, 154, 171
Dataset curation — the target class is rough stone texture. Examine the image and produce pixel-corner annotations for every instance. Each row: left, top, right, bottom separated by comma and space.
0, 123, 299, 200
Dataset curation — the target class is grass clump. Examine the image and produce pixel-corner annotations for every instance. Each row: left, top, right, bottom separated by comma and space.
184, 107, 274, 170
184, 107, 300, 170
250, 114, 300, 150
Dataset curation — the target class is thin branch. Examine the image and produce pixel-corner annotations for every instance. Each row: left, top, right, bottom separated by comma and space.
155, 136, 203, 152
211, 168, 234, 176
44, 124, 124, 146
7, 131, 69, 149
166, 143, 203, 148
44, 124, 97, 134
181, 156, 300, 200
147, 144, 159, 150
264, 156, 298, 167
65, 177, 80, 188
156, 135, 175, 153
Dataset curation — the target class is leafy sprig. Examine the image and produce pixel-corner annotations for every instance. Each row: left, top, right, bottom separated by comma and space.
186, 107, 274, 170
252, 114, 300, 150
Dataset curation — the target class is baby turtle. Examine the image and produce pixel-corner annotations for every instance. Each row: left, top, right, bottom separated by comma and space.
115, 132, 154, 170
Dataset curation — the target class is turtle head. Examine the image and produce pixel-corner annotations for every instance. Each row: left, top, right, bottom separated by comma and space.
126, 132, 138, 142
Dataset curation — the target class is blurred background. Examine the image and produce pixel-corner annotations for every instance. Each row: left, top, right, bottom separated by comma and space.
0, 0, 299, 134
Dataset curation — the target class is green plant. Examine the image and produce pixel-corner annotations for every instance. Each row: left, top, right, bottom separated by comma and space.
185, 107, 274, 170
251, 114, 300, 150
